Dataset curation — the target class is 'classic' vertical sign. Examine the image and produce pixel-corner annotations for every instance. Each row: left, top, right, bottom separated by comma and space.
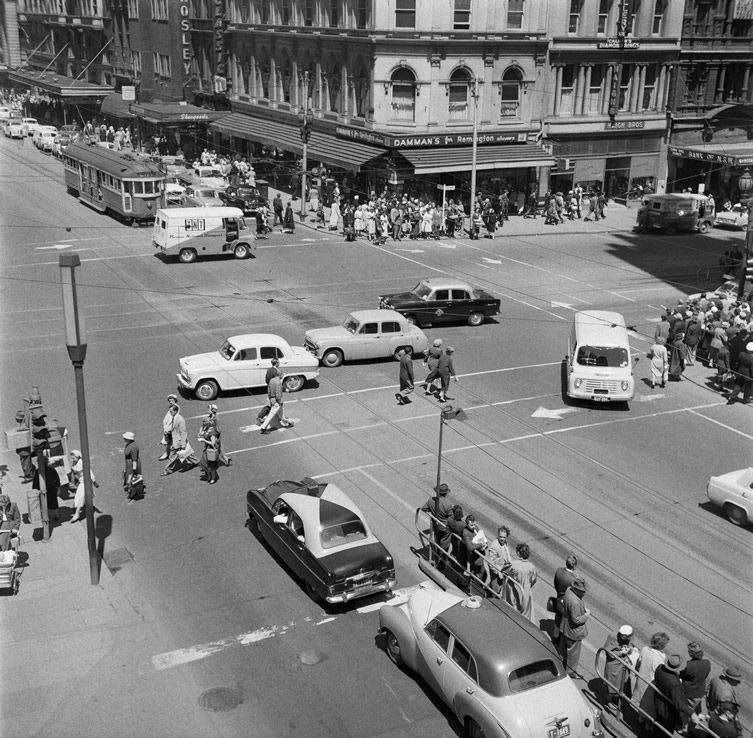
179, 0, 192, 80
214, 0, 225, 78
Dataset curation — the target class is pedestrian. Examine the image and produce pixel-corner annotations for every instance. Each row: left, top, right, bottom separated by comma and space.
668, 332, 687, 381
309, 183, 319, 213
259, 371, 293, 434
462, 514, 490, 582
282, 202, 295, 233
395, 347, 414, 405
558, 576, 589, 677
602, 625, 639, 713
649, 336, 668, 388
256, 359, 281, 426
707, 666, 742, 713
633, 631, 670, 714
684, 313, 702, 365
206, 404, 231, 467
199, 424, 219, 485
654, 313, 670, 343
68, 449, 99, 523
553, 554, 578, 643
727, 341, 753, 404
159, 394, 179, 461
122, 431, 143, 504
422, 339, 443, 395
486, 525, 512, 593
523, 190, 538, 218
688, 700, 741, 738
0, 494, 21, 551
506, 542, 537, 622
716, 342, 731, 391
436, 346, 458, 403
597, 190, 606, 219
421, 483, 453, 552
584, 191, 599, 221
329, 198, 341, 231
574, 183, 583, 218
654, 653, 693, 736
160, 405, 198, 475
272, 192, 284, 226
32, 458, 61, 523
681, 641, 711, 711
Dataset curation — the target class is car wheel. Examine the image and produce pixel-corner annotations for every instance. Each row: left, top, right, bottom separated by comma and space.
195, 379, 219, 401
247, 514, 264, 540
305, 581, 322, 602
283, 374, 305, 392
234, 242, 251, 259
179, 248, 197, 264
384, 629, 403, 666
321, 349, 344, 368
393, 346, 410, 361
724, 503, 748, 527
467, 311, 485, 327
698, 221, 710, 234
465, 719, 487, 738
405, 314, 420, 327
665, 223, 678, 236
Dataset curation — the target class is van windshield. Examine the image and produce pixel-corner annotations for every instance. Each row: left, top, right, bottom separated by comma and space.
576, 345, 629, 368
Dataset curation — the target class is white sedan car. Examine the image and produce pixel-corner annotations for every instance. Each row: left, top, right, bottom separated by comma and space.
379, 582, 603, 738
715, 204, 747, 230
707, 468, 753, 526
177, 333, 319, 401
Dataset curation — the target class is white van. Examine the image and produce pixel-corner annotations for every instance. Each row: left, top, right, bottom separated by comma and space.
566, 310, 636, 403
152, 207, 255, 263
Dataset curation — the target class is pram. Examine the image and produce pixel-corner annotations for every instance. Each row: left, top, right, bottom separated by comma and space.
0, 548, 20, 595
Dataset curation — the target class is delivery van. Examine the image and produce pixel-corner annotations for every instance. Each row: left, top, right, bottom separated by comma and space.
635, 193, 714, 235
566, 310, 636, 403
152, 207, 255, 263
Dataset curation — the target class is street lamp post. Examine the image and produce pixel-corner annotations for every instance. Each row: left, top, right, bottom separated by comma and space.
298, 71, 314, 221
737, 168, 753, 301
468, 76, 480, 235
59, 253, 99, 585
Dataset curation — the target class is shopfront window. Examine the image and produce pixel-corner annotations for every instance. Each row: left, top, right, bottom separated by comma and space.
448, 69, 471, 121
500, 68, 521, 118
723, 64, 746, 102
391, 68, 416, 122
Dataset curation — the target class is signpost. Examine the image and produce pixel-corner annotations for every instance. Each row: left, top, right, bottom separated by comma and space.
437, 184, 455, 231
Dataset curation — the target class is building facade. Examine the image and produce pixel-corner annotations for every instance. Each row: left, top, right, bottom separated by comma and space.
666, 0, 753, 201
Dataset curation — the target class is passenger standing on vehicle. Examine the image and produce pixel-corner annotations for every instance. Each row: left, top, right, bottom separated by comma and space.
486, 525, 512, 593
462, 515, 489, 582
558, 576, 589, 677
654, 654, 693, 736
447, 504, 466, 565
436, 346, 458, 403
633, 631, 669, 706
553, 555, 578, 643
122, 431, 142, 504
506, 542, 537, 622
272, 193, 284, 226
421, 483, 453, 552
681, 642, 711, 711
422, 339, 443, 395
602, 625, 639, 713
395, 347, 414, 405
707, 666, 742, 712
159, 394, 179, 461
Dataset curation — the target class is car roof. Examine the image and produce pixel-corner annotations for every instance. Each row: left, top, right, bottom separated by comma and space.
573, 310, 628, 345
419, 278, 474, 291
436, 596, 563, 690
226, 333, 290, 346
350, 309, 406, 322
156, 207, 243, 218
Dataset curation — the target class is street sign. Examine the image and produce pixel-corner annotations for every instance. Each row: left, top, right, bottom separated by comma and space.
436, 184, 456, 190
121, 86, 136, 101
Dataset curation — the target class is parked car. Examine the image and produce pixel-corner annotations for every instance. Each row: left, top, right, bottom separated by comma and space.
246, 477, 396, 604
707, 468, 753, 526
304, 309, 428, 367
33, 126, 58, 151
21, 117, 40, 137
177, 333, 319, 401
715, 203, 748, 230
379, 278, 500, 327
182, 186, 225, 208
59, 123, 81, 136
5, 120, 24, 138
180, 165, 227, 189
220, 184, 268, 216
379, 582, 604, 738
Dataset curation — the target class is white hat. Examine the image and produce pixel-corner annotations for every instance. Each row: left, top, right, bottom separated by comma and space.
433, 339, 443, 347
746, 342, 753, 352
618, 624, 634, 637
122, 431, 135, 441
208, 404, 218, 412
70, 449, 81, 458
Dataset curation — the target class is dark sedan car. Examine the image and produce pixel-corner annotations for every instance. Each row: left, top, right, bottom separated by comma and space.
378, 278, 500, 327
246, 477, 396, 604
220, 185, 268, 216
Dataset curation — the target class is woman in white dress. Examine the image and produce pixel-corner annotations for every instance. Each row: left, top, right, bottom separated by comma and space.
633, 631, 669, 718
353, 206, 364, 236
649, 336, 668, 388
329, 199, 341, 231
69, 450, 99, 523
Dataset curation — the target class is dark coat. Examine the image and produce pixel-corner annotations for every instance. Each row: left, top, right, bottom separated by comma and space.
283, 205, 295, 229
654, 664, 692, 731
554, 566, 576, 596
680, 657, 711, 700
735, 349, 753, 379
399, 352, 414, 390
684, 319, 702, 347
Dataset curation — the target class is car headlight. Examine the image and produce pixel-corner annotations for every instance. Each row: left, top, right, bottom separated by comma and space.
621, 380, 629, 391
574, 378, 583, 388
678, 210, 686, 216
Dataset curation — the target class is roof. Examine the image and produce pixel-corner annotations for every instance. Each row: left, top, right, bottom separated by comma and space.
573, 310, 628, 345
397, 143, 555, 174
156, 207, 243, 219
349, 309, 404, 322
420, 278, 474, 290
63, 143, 165, 177
226, 334, 290, 346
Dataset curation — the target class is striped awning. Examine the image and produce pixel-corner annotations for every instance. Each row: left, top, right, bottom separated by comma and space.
397, 143, 556, 174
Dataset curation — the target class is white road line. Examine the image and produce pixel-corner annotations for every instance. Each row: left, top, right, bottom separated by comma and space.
686, 409, 753, 441
605, 290, 637, 302
358, 469, 415, 514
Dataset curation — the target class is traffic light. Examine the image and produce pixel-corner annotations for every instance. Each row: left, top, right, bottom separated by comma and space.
746, 256, 753, 281
29, 404, 50, 451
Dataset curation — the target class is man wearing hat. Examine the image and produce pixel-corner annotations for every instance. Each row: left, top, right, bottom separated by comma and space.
123, 432, 142, 504
0, 494, 21, 551
601, 625, 638, 712
422, 339, 444, 395
436, 346, 458, 403
654, 653, 693, 734
727, 342, 753, 405
421, 483, 453, 551
558, 576, 589, 677
708, 667, 742, 713
159, 395, 179, 461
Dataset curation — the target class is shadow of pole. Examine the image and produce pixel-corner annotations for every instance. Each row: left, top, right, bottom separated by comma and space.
94, 514, 113, 579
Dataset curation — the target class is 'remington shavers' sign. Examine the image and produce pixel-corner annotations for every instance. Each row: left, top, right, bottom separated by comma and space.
335, 126, 526, 148
669, 146, 753, 166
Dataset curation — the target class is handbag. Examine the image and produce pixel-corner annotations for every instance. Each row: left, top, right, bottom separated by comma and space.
177, 442, 194, 461
546, 596, 558, 613
205, 447, 218, 462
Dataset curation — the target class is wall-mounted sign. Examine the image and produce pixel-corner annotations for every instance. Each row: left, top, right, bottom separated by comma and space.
597, 38, 640, 49
214, 0, 225, 79
121, 85, 136, 102
334, 125, 527, 148
605, 120, 645, 130
179, 0, 191, 79
669, 146, 753, 166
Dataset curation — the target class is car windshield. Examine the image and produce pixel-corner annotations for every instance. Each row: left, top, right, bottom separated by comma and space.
219, 341, 236, 360
342, 316, 359, 333
576, 345, 629, 368
319, 520, 368, 549
508, 660, 560, 694
412, 282, 432, 299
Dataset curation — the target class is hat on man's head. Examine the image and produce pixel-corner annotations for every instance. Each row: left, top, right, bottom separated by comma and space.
122, 431, 135, 441
618, 625, 634, 637
70, 449, 81, 459
208, 404, 218, 412
724, 666, 743, 682
665, 654, 687, 674
571, 576, 587, 592
167, 394, 178, 402
433, 339, 443, 347
435, 483, 450, 495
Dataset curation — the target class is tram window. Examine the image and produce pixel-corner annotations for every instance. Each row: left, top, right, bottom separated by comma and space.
133, 181, 143, 195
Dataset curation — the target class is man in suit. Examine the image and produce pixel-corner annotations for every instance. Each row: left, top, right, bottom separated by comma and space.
727, 342, 753, 404
161, 406, 197, 475
0, 494, 21, 551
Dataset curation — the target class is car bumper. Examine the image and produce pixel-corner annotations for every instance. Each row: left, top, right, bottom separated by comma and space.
176, 373, 192, 390
326, 577, 396, 604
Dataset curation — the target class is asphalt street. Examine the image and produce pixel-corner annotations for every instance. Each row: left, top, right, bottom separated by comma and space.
0, 138, 751, 737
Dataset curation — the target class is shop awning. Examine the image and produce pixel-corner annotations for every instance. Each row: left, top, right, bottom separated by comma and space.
129, 101, 227, 125
669, 142, 753, 167
397, 143, 555, 174
100, 92, 134, 119
210, 112, 386, 172
8, 69, 113, 99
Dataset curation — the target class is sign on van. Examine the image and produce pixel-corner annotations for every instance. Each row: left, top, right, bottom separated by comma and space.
185, 218, 206, 231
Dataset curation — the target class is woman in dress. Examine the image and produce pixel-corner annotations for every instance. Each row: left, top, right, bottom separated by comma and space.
282, 202, 295, 233
328, 198, 341, 231
353, 205, 364, 237
634, 632, 670, 721
668, 333, 687, 381
649, 336, 668, 389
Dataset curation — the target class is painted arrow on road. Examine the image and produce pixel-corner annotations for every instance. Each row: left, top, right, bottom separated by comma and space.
531, 406, 578, 419
551, 301, 576, 311
395, 248, 424, 253
36, 244, 73, 251
633, 393, 665, 402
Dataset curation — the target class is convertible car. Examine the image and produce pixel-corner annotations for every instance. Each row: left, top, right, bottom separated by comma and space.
707, 468, 753, 526
379, 582, 603, 738
246, 478, 397, 604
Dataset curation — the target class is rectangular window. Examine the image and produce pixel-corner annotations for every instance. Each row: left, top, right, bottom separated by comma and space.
396, 0, 416, 28
618, 64, 632, 111
131, 51, 141, 73
507, 0, 524, 29
597, 0, 610, 34
642, 64, 657, 109
587, 65, 604, 114
260, 0, 270, 23
329, 0, 339, 27
651, 0, 665, 34
568, 0, 582, 34
304, 0, 314, 26
356, 0, 367, 28
559, 65, 575, 115
454, 0, 471, 30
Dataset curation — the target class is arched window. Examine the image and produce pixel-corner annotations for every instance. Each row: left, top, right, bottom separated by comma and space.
448, 68, 470, 120
391, 68, 415, 121
500, 68, 521, 118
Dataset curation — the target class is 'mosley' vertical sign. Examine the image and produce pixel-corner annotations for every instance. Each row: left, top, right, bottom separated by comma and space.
179, 0, 192, 80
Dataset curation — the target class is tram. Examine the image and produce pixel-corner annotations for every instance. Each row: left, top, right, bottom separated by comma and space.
61, 142, 165, 222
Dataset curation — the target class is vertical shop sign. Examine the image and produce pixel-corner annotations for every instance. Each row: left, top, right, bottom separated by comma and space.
214, 0, 226, 91
179, 0, 192, 80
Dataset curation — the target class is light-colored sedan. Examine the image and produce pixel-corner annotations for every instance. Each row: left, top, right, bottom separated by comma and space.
715, 204, 747, 230
379, 582, 603, 738
707, 468, 753, 526
177, 333, 319, 401
304, 309, 429, 367
5, 120, 24, 138
182, 186, 225, 208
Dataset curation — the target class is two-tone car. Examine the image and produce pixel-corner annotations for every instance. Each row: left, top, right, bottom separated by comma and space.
379, 582, 603, 738
378, 278, 500, 327
715, 204, 747, 230
246, 477, 396, 604
304, 309, 429, 367
182, 186, 225, 208
177, 333, 319, 401
707, 468, 753, 526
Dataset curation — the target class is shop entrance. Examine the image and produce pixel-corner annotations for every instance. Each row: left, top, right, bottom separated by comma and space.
604, 156, 631, 202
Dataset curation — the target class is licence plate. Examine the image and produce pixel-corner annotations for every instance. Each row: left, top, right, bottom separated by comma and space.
592, 396, 609, 402
548, 725, 570, 738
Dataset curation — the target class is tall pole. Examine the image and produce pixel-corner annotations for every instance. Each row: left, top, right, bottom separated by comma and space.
431, 411, 446, 566
739, 201, 753, 301
300, 70, 311, 220
468, 76, 479, 234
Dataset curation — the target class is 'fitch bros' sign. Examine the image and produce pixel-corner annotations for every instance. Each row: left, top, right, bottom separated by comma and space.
179, 0, 191, 79
335, 126, 526, 148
